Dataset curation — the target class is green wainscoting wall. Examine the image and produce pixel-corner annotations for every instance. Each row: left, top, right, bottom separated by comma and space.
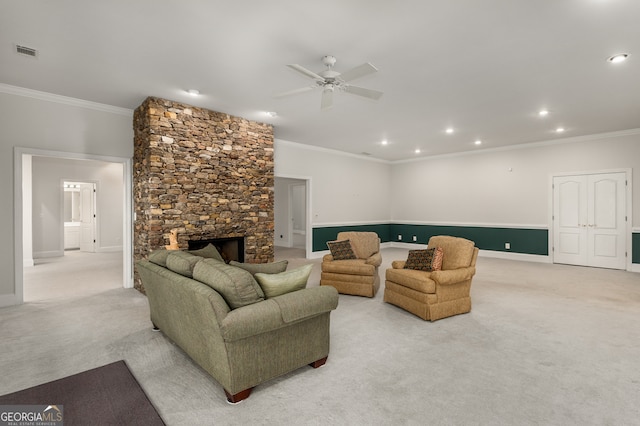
312, 224, 392, 252
633, 232, 640, 264
389, 224, 548, 255
313, 223, 548, 255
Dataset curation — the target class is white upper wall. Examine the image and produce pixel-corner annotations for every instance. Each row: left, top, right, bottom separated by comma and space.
274, 139, 391, 225
390, 132, 640, 227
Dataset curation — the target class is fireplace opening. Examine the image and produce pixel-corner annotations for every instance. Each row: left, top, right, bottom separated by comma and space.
188, 237, 245, 263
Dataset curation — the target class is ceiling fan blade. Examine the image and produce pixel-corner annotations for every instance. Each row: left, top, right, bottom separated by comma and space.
321, 89, 333, 110
273, 86, 315, 98
287, 64, 325, 81
343, 85, 384, 100
338, 62, 378, 82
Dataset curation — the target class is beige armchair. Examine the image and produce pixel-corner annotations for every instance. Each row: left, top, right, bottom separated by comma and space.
320, 232, 382, 297
384, 236, 479, 321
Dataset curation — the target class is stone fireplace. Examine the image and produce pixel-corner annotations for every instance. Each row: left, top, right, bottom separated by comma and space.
133, 97, 274, 292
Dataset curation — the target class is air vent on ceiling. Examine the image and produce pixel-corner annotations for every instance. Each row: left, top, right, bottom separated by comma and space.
16, 44, 37, 57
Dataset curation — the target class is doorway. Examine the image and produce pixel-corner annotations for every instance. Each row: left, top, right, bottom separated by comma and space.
552, 170, 630, 270
64, 181, 96, 252
274, 176, 311, 257
15, 148, 133, 305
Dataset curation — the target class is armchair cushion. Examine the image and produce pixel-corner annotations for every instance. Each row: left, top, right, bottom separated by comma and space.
386, 267, 436, 293
327, 240, 357, 260
430, 267, 476, 285
337, 231, 379, 259
193, 259, 265, 309
321, 258, 376, 275
428, 236, 475, 269
255, 264, 313, 298
404, 247, 443, 272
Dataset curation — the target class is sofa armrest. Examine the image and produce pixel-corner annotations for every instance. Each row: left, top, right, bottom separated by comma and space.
220, 286, 339, 342
430, 267, 476, 285
365, 252, 382, 267
391, 260, 406, 269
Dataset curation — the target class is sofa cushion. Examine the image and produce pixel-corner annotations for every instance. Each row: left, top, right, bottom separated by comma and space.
327, 239, 357, 260
188, 243, 225, 262
404, 247, 443, 272
193, 259, 264, 309
254, 264, 313, 298
229, 260, 288, 276
166, 251, 203, 277
148, 249, 171, 267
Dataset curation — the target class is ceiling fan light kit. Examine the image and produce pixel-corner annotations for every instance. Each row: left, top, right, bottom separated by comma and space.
275, 55, 384, 110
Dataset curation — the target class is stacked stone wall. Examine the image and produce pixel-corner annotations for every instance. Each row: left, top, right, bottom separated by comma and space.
133, 97, 274, 292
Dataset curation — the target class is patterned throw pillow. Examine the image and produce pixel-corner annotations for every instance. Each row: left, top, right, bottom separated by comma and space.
327, 240, 357, 260
404, 247, 444, 272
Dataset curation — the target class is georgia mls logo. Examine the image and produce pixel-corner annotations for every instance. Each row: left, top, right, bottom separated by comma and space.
0, 404, 64, 426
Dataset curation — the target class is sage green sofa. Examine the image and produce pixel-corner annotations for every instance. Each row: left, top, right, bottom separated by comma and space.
137, 251, 339, 403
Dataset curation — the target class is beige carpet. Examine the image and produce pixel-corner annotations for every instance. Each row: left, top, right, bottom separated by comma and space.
3, 248, 639, 425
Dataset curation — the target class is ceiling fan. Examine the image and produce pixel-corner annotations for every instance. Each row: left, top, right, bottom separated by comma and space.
275, 55, 383, 110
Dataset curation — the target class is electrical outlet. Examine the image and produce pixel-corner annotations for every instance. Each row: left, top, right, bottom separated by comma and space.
412, 236, 417, 242
505, 242, 511, 250
398, 234, 402, 241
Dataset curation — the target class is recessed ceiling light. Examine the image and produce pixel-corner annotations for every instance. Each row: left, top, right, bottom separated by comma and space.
381, 139, 388, 145
265, 111, 277, 117
445, 127, 454, 134
539, 109, 549, 117
414, 149, 421, 154
556, 127, 565, 133
474, 140, 482, 145
186, 89, 200, 96
608, 53, 629, 63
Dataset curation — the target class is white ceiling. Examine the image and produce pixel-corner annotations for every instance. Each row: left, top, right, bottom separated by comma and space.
1, 0, 639, 161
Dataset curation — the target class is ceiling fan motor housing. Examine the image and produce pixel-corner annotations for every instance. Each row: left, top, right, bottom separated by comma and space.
322, 55, 337, 67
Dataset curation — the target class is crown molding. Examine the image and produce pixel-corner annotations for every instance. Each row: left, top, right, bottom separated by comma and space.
275, 138, 391, 164
0, 83, 133, 117
392, 128, 640, 164
389, 220, 549, 229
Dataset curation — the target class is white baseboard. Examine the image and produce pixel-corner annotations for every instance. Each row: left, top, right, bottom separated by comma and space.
478, 249, 550, 263
0, 293, 20, 307
23, 258, 34, 267
309, 250, 327, 260
385, 242, 428, 249
312, 242, 640, 267
33, 250, 64, 259
98, 246, 123, 253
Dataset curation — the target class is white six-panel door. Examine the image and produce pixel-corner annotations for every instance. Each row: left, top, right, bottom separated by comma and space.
553, 172, 626, 269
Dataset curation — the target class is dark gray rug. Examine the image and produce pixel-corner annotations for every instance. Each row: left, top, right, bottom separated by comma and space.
0, 360, 164, 425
